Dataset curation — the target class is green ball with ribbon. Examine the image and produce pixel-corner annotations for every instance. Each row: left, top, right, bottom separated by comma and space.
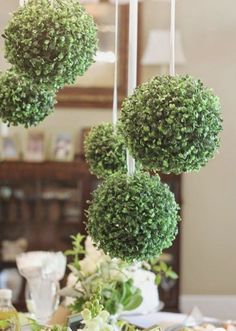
84, 123, 127, 179
87, 171, 180, 262
0, 69, 56, 127
121, 75, 223, 174
3, 0, 98, 89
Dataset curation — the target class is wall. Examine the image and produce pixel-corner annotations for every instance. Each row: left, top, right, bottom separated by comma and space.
142, 0, 236, 299
1, 0, 236, 301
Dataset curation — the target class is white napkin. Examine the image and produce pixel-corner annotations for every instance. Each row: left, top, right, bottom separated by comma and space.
16, 251, 66, 281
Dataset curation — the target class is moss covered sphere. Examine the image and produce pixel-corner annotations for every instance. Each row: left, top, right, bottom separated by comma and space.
121, 75, 223, 174
0, 69, 56, 127
3, 0, 98, 88
84, 123, 127, 179
87, 172, 180, 262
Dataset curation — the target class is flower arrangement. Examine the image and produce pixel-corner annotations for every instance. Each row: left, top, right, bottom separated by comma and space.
87, 172, 180, 262
0, 70, 56, 127
3, 0, 98, 89
61, 234, 173, 331
62, 235, 144, 316
121, 75, 223, 174
84, 123, 127, 179
28, 307, 143, 331
79, 307, 143, 331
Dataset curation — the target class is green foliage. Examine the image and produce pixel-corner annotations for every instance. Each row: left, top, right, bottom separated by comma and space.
0, 320, 11, 330
118, 320, 143, 331
65, 235, 142, 316
83, 287, 104, 318
121, 75, 223, 174
148, 257, 178, 286
87, 171, 180, 262
65, 234, 85, 270
28, 318, 68, 331
0, 69, 56, 127
81, 308, 142, 331
69, 261, 142, 316
101, 279, 142, 314
84, 123, 127, 179
3, 0, 98, 89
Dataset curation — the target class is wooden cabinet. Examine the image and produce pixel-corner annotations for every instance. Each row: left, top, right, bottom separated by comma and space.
0, 161, 97, 310
0, 161, 96, 249
0, 161, 181, 312
158, 174, 182, 312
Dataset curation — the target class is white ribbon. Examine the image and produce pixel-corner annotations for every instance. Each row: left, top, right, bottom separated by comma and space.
19, 0, 25, 6
169, 0, 176, 76
126, 0, 138, 176
112, 0, 119, 126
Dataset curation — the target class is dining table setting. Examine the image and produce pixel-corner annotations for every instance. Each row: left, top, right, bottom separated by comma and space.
2, 240, 233, 331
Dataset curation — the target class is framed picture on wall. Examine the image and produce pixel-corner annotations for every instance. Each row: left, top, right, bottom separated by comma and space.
24, 131, 45, 162
51, 133, 74, 162
1, 135, 20, 161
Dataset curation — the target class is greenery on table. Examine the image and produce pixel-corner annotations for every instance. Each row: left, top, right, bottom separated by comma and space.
28, 318, 68, 331
64, 234, 143, 316
147, 257, 178, 286
0, 320, 11, 331
3, 0, 98, 89
81, 307, 142, 331
87, 172, 180, 262
121, 75, 223, 174
65, 234, 85, 271
84, 123, 128, 179
0, 69, 56, 127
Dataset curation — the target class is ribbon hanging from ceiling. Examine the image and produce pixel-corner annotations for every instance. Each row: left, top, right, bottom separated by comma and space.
127, 0, 138, 176
170, 0, 176, 76
112, 0, 119, 126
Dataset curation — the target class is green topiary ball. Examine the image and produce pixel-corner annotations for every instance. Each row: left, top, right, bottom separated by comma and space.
87, 172, 180, 262
121, 75, 223, 174
84, 123, 127, 179
0, 69, 56, 127
3, 0, 98, 89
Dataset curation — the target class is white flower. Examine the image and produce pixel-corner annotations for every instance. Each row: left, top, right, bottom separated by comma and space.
80, 310, 114, 331
80, 237, 107, 274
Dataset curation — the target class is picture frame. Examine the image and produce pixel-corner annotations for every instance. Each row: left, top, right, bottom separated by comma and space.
51, 133, 74, 162
24, 131, 45, 162
1, 135, 20, 161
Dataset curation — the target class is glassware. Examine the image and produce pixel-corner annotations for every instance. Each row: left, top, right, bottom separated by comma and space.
24, 280, 60, 324
16, 251, 66, 325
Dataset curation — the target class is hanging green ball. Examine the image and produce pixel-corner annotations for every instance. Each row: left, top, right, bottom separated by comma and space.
84, 123, 127, 179
0, 69, 56, 127
87, 171, 180, 262
121, 75, 223, 174
3, 0, 98, 89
